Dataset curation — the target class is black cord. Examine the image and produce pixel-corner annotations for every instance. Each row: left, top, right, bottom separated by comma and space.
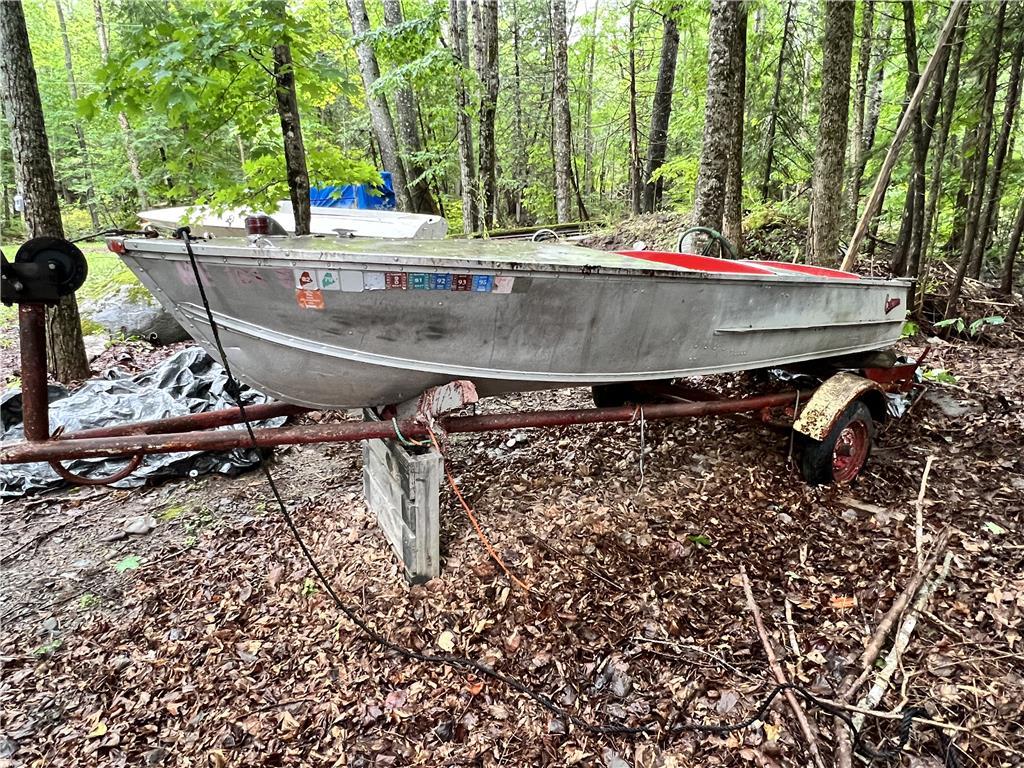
175, 227, 963, 763
69, 227, 155, 243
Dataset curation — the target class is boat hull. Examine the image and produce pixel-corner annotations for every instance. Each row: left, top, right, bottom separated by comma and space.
116, 238, 911, 409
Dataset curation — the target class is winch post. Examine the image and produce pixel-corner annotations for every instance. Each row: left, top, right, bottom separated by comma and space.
18, 303, 49, 441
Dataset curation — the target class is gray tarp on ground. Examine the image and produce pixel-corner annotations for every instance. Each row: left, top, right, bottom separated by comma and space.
1, 347, 287, 497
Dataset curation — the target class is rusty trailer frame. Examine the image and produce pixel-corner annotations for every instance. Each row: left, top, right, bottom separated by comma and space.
0, 299, 921, 486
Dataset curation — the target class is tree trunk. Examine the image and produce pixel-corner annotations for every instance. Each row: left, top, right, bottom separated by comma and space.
759, 0, 794, 202
845, 0, 874, 229
627, 4, 642, 215
945, 1, 1005, 315
860, 16, 891, 263
272, 37, 311, 235
509, 0, 527, 225
447, 0, 477, 232
582, 0, 599, 197
0, 0, 89, 382
93, 0, 146, 210
808, 0, 854, 265
473, 0, 499, 228
382, 0, 440, 216
891, 0, 923, 278
972, 33, 1022, 277
921, 3, 969, 267
551, 0, 573, 223
346, 0, 412, 212
1000, 196, 1024, 294
722, 1, 747, 253
691, 0, 739, 233
54, 0, 101, 230
641, 5, 681, 213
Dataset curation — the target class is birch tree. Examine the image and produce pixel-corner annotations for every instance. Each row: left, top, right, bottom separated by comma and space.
93, 0, 146, 210
447, 0, 477, 231
551, 0, 573, 223
54, 0, 100, 229
382, 0, 440, 215
346, 0, 411, 211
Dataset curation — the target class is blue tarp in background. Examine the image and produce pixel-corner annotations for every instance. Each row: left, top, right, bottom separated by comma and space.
310, 172, 395, 210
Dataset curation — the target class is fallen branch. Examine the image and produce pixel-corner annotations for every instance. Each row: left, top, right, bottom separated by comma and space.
914, 457, 935, 568
853, 551, 953, 727
834, 528, 950, 768
814, 697, 1018, 757
740, 566, 827, 768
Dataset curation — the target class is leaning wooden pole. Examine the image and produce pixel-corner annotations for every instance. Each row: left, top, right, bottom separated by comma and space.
841, 0, 965, 272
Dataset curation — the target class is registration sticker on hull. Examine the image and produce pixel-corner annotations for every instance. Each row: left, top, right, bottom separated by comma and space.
491, 276, 515, 294
327, 271, 514, 294
318, 269, 340, 290
296, 288, 325, 310
294, 269, 318, 290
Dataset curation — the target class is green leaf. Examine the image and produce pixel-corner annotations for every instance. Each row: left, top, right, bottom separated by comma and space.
114, 555, 141, 572
687, 533, 712, 547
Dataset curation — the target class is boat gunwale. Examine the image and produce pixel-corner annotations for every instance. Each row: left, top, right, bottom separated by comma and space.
116, 237, 914, 288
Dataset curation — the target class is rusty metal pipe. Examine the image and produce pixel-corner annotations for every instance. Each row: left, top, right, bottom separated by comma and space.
18, 304, 49, 442
0, 390, 808, 464
53, 401, 309, 440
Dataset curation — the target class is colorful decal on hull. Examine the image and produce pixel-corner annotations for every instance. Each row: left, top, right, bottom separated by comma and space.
296, 288, 325, 309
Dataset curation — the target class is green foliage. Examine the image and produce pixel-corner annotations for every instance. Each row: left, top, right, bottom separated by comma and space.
922, 368, 959, 385
7, 0, 1021, 254
114, 555, 141, 572
934, 315, 1005, 337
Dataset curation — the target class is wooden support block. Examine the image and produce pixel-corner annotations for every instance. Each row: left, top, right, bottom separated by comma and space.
361, 411, 441, 584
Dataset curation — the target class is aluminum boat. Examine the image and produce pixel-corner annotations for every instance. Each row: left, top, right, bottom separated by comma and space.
138, 201, 448, 240
109, 235, 911, 409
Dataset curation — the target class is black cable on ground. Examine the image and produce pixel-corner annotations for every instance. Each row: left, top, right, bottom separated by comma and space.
175, 227, 964, 765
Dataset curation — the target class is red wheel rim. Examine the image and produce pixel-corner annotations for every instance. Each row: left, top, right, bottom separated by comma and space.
832, 420, 870, 483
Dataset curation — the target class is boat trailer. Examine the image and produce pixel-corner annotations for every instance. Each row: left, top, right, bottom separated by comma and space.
2, 237, 924, 579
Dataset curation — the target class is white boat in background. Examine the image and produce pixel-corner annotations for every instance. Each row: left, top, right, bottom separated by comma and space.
137, 201, 448, 240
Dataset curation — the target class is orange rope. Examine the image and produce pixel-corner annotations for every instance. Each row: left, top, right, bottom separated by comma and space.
426, 427, 532, 595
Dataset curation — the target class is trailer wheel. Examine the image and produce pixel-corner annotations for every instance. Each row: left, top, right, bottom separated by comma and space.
799, 400, 875, 485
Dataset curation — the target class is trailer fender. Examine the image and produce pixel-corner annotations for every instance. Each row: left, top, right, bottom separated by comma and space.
793, 372, 886, 442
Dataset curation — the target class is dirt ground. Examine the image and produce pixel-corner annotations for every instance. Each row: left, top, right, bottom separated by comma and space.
1, 321, 1023, 767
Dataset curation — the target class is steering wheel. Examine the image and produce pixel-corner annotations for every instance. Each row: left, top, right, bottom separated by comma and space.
676, 226, 738, 260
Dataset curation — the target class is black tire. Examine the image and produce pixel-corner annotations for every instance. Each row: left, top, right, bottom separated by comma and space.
799, 400, 876, 486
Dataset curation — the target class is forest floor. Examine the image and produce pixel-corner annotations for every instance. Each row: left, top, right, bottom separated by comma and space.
1, 258, 1023, 766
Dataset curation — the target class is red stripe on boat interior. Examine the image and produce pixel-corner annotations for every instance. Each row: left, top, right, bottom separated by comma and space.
749, 261, 861, 280
617, 250, 776, 275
